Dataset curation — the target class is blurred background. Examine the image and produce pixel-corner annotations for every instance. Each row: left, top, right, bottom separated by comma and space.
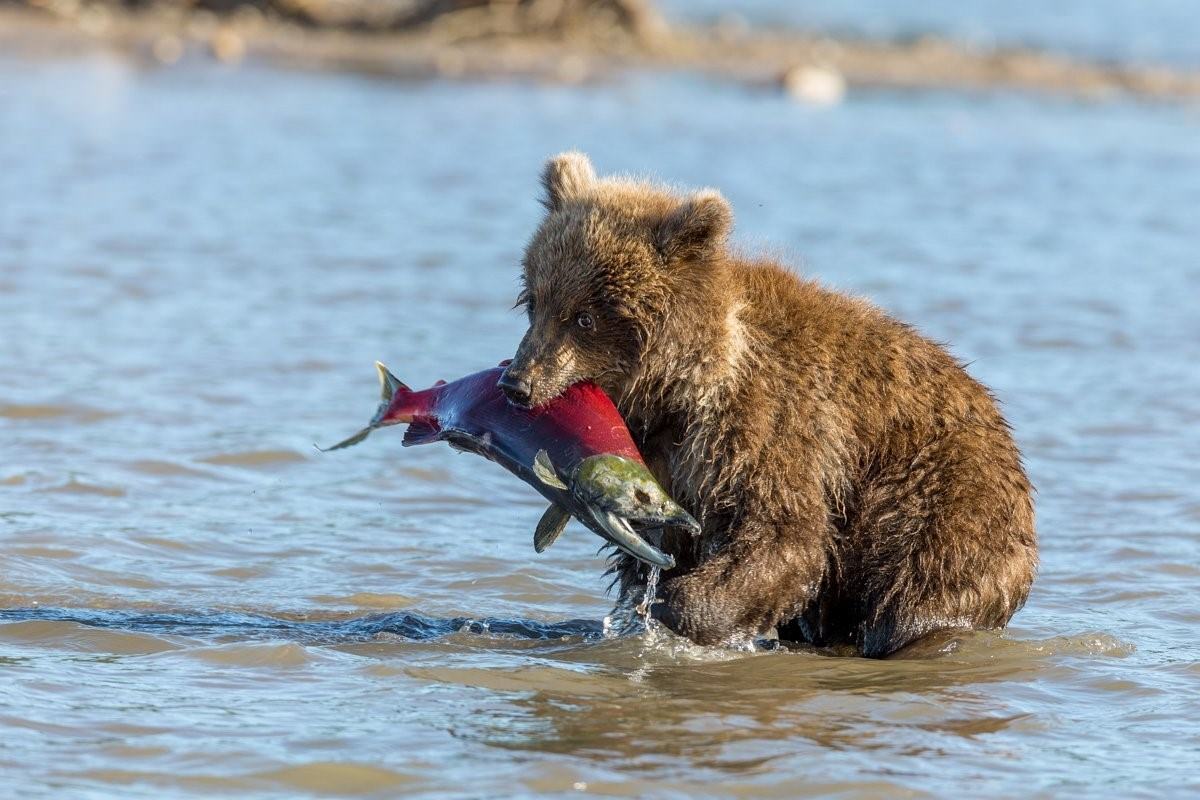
1, 2, 1198, 798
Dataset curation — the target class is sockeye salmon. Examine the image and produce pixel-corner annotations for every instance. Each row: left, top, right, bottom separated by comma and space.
324, 363, 699, 568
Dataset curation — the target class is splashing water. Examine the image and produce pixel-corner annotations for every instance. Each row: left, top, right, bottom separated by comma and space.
602, 565, 661, 637
636, 565, 661, 623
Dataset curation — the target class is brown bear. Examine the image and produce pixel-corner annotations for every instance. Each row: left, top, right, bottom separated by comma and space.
499, 152, 1037, 657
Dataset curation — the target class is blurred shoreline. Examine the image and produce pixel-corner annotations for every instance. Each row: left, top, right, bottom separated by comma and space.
3, 1, 1200, 101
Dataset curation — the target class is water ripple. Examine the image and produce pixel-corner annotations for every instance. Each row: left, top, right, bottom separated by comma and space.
0, 607, 605, 644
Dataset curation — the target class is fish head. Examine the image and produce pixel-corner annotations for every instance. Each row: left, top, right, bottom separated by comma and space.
574, 455, 698, 532
568, 454, 700, 570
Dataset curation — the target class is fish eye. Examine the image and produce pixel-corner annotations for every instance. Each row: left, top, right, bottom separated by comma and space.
576, 311, 594, 330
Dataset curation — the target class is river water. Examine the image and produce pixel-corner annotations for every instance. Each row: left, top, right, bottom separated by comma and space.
2, 33, 1199, 799
664, 0, 1200, 68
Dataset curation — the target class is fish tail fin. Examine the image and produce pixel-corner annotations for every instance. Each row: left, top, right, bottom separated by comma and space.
316, 426, 375, 452
321, 362, 427, 454
371, 362, 422, 426
375, 362, 410, 403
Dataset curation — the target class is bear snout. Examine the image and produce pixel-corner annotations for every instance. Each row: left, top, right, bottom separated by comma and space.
497, 368, 534, 407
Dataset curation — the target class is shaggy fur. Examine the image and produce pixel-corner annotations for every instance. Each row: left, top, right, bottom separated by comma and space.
502, 152, 1037, 657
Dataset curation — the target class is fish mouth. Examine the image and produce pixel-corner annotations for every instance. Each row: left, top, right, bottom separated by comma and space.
629, 508, 702, 537
586, 490, 702, 543
574, 469, 700, 570
586, 508, 677, 570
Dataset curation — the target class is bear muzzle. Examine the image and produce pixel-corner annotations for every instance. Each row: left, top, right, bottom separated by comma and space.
497, 368, 533, 407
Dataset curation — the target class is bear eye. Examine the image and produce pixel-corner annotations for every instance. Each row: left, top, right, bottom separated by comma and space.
575, 311, 594, 331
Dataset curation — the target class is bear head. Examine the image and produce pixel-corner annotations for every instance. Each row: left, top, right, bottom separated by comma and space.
499, 152, 734, 410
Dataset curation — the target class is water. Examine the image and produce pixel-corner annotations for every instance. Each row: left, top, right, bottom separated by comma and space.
602, 565, 659, 638
2, 34, 1200, 799
662, 0, 1200, 68
637, 566, 660, 622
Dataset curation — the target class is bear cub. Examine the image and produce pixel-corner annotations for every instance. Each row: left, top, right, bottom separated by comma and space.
500, 152, 1037, 657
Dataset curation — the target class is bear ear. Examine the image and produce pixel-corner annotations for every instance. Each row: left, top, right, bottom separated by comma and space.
655, 189, 732, 264
540, 152, 596, 210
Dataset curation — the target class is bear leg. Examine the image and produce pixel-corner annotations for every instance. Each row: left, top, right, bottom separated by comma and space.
851, 429, 1037, 658
653, 516, 830, 646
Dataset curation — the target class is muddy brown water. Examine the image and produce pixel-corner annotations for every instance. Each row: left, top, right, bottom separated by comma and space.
2, 42, 1199, 798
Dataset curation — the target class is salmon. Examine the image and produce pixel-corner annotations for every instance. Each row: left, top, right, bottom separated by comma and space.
323, 363, 698, 568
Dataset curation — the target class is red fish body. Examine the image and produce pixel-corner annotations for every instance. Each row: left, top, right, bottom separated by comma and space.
327, 364, 697, 568
386, 367, 642, 473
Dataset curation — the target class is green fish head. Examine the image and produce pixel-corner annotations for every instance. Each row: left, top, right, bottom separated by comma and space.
573, 454, 700, 534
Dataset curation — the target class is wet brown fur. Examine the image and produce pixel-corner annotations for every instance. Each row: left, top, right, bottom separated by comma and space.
504, 152, 1037, 657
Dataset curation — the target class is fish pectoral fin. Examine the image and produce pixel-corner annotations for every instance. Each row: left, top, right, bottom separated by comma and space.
316, 426, 375, 452
401, 417, 441, 447
533, 504, 571, 553
532, 450, 568, 490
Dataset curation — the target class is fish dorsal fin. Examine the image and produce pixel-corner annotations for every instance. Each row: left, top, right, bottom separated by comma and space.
532, 450, 568, 490
533, 504, 571, 553
375, 361, 409, 403
402, 417, 441, 447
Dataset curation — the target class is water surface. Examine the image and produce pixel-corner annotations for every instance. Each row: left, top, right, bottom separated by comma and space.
2, 44, 1199, 798
664, 0, 1200, 67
